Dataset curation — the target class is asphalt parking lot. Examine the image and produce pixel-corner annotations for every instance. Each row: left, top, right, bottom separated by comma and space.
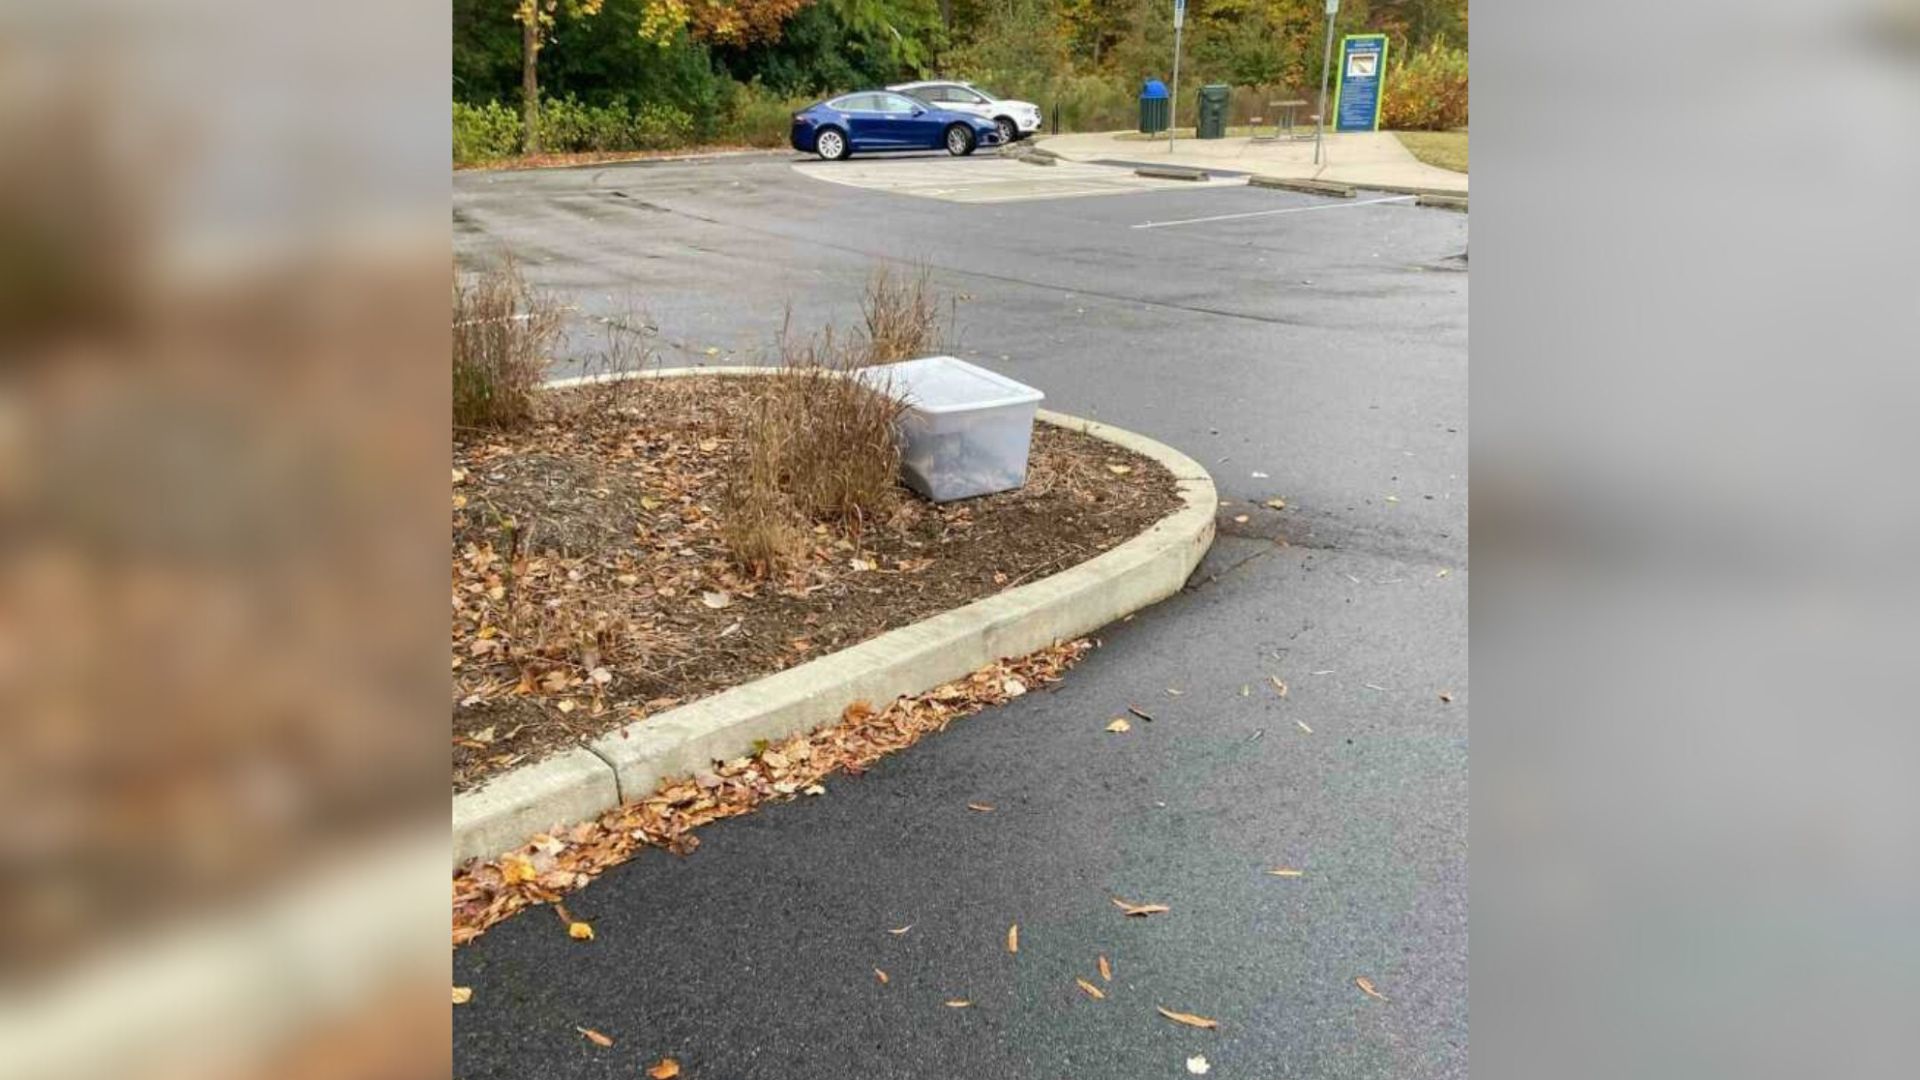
453, 149, 1468, 1080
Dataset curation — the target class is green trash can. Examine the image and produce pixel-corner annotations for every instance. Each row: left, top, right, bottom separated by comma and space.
1138, 78, 1170, 133
1197, 84, 1231, 139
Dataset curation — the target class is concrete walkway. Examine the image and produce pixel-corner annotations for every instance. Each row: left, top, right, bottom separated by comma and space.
1036, 129, 1467, 194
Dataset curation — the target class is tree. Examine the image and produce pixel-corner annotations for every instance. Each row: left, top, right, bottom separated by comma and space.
516, 0, 607, 153
638, 0, 819, 46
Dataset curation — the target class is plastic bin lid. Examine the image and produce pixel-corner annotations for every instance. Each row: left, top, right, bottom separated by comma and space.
858, 356, 1044, 415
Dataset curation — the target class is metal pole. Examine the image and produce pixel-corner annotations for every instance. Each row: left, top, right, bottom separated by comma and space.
1169, 25, 1183, 154
1315, 4, 1337, 164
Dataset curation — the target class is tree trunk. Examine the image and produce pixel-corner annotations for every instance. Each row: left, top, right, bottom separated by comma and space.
521, 15, 541, 154
938, 0, 951, 31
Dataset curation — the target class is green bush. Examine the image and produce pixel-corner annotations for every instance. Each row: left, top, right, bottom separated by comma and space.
510, 95, 698, 154
453, 100, 522, 164
1043, 73, 1135, 134
1382, 40, 1469, 131
716, 82, 812, 147
632, 102, 694, 150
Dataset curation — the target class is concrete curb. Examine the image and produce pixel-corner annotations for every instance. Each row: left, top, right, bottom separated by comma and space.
1249, 175, 1355, 198
452, 369, 1217, 868
1417, 193, 1468, 212
1133, 164, 1210, 181
1351, 181, 1470, 198
451, 750, 620, 868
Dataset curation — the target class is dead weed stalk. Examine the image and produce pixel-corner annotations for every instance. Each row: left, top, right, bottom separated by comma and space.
722, 320, 908, 575
453, 259, 561, 429
856, 264, 949, 366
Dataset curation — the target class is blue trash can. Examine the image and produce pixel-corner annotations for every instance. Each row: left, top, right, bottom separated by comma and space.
1139, 78, 1170, 134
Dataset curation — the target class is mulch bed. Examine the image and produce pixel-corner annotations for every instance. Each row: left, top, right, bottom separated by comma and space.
452, 375, 1179, 792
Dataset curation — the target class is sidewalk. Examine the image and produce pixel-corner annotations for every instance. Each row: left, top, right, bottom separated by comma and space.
1035, 129, 1468, 195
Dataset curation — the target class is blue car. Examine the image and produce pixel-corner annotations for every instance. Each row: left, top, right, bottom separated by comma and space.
791, 90, 1003, 161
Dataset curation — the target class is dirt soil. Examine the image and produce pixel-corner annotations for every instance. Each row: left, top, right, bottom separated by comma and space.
452, 376, 1180, 791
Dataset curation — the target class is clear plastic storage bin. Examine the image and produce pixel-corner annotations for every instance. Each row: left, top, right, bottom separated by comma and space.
858, 356, 1046, 503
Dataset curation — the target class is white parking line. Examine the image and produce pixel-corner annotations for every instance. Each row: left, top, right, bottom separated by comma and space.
1132, 194, 1417, 230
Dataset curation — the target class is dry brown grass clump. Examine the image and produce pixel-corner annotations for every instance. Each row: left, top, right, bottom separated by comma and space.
722, 323, 908, 574
452, 259, 561, 429
855, 265, 948, 367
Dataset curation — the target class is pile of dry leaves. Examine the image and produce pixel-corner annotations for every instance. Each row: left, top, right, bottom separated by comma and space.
452, 376, 1176, 791
452, 639, 1092, 945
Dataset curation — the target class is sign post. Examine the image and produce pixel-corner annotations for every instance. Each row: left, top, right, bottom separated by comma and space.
1169, 0, 1185, 154
1314, 0, 1338, 164
1333, 34, 1390, 132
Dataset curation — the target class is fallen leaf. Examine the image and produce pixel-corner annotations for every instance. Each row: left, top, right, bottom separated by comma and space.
802, 783, 827, 796
1075, 977, 1106, 999
1240, 685, 1250, 697
1105, 718, 1131, 734
1107, 464, 1133, 475
1439, 691, 1454, 703
874, 968, 889, 984
577, 1027, 614, 1047
1156, 1006, 1219, 1030
568, 921, 594, 941
648, 1059, 681, 1080
452, 986, 472, 1005
1111, 898, 1170, 917
1385, 495, 1399, 503
1233, 514, 1249, 524
704, 346, 719, 356
1251, 471, 1269, 478
698, 438, 719, 452
1165, 687, 1184, 696
1188, 1055, 1212, 1075
1296, 720, 1313, 734
1269, 676, 1289, 698
1007, 924, 1020, 953
888, 924, 913, 935
1003, 677, 1027, 697
967, 802, 995, 812
1264, 498, 1286, 510
499, 854, 536, 886
944, 999, 972, 1008
1098, 954, 1112, 982
700, 591, 732, 610
1267, 867, 1305, 877
1127, 705, 1154, 722
1355, 976, 1388, 1001
1436, 568, 1450, 578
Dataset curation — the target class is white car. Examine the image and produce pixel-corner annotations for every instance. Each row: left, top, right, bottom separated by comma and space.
887, 81, 1043, 145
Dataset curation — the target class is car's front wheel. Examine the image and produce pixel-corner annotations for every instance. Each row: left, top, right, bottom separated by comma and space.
815, 127, 849, 161
945, 123, 976, 157
994, 117, 1017, 145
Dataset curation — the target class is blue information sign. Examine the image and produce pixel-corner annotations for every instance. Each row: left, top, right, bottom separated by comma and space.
1333, 34, 1389, 133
